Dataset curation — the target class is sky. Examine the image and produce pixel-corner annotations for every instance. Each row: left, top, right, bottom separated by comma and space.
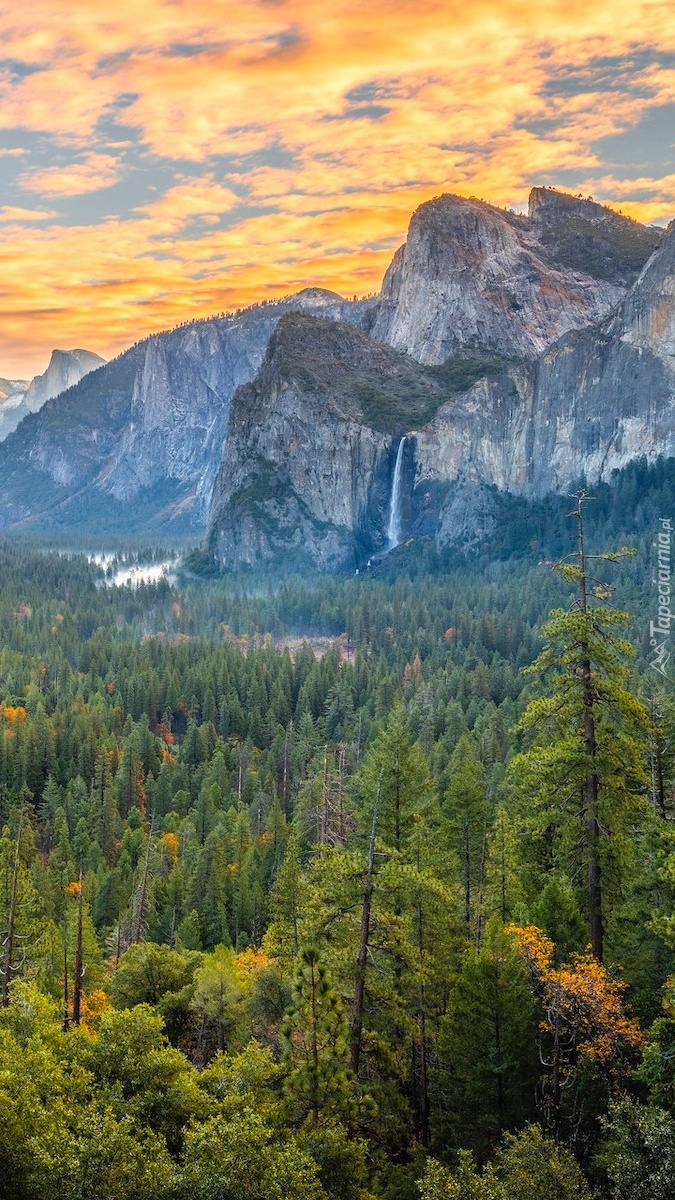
2, 1, 675, 377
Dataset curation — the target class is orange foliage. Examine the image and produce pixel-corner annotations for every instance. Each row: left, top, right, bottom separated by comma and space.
1, 706, 27, 723
65, 880, 81, 896
509, 924, 643, 1073
234, 946, 269, 990
81, 988, 111, 1026
160, 831, 180, 864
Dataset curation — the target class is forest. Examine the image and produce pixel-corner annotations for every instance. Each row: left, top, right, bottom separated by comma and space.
4, 459, 675, 1200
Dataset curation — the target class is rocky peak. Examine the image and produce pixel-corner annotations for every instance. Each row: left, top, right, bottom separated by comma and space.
286, 287, 353, 309
0, 348, 104, 442
369, 190, 626, 362
24, 348, 106, 412
528, 185, 624, 224
0, 377, 29, 401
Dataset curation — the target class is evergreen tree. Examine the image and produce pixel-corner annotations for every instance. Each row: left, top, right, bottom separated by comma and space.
510, 496, 649, 961
282, 945, 362, 1129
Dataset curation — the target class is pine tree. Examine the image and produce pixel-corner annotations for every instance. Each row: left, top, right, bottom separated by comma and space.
282, 945, 362, 1129
509, 495, 649, 961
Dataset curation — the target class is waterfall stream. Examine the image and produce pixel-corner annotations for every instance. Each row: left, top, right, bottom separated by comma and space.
386, 436, 406, 550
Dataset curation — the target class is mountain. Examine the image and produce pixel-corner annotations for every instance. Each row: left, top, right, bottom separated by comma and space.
0, 291, 364, 535
366, 189, 660, 362
416, 209, 675, 506
23, 348, 106, 412
209, 204, 674, 569
0, 376, 30, 441
0, 349, 105, 441
0, 186, 668, 553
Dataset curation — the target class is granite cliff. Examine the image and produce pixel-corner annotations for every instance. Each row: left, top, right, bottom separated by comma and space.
366, 189, 659, 362
207, 314, 457, 568
414, 210, 675, 512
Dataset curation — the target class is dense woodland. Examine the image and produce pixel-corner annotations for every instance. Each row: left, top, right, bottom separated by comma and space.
4, 460, 675, 1199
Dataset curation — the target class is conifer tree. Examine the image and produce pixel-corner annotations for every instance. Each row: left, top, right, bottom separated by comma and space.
282, 945, 361, 1129
509, 494, 649, 961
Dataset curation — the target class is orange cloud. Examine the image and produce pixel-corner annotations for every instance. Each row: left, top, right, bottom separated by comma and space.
19, 154, 124, 197
1, 0, 675, 374
0, 205, 59, 222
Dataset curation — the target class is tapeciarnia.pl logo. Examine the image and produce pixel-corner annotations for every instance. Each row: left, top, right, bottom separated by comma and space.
650, 518, 673, 678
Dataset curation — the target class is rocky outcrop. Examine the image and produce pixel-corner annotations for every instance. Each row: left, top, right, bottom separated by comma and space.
368, 190, 658, 362
207, 314, 452, 569
411, 216, 675, 533
528, 187, 662, 286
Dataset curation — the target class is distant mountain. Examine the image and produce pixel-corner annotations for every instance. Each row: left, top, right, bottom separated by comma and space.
0, 377, 30, 441
0, 349, 105, 441
0, 187, 669, 560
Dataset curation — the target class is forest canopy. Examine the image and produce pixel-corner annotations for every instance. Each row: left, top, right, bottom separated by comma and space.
2, 466, 675, 1200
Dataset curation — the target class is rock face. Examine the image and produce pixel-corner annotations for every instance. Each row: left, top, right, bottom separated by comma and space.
528, 187, 662, 286
0, 377, 30, 441
408, 215, 675, 537
366, 190, 657, 362
0, 290, 364, 533
24, 349, 106, 412
0, 349, 104, 441
207, 314, 452, 568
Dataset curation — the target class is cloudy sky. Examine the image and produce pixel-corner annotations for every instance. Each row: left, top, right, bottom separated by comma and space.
2, 0, 675, 376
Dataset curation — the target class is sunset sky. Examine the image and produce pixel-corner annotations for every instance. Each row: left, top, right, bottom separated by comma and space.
2, 0, 675, 377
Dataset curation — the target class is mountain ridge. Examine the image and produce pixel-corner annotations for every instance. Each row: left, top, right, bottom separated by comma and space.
0, 186, 670, 559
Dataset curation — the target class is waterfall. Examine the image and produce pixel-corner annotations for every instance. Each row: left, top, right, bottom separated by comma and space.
386, 436, 407, 550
